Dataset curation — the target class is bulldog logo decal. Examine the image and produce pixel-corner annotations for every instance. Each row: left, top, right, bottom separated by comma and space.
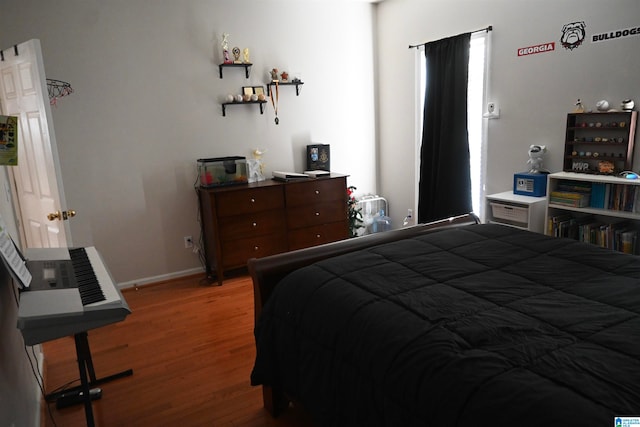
561, 21, 586, 50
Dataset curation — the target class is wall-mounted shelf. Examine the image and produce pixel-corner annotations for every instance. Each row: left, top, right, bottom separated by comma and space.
267, 81, 304, 96
221, 100, 267, 116
219, 63, 253, 79
563, 111, 637, 173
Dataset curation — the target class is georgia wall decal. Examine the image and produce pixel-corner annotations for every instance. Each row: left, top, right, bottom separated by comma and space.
592, 25, 640, 43
560, 21, 586, 50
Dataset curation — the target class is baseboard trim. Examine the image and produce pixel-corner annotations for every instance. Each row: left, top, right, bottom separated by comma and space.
118, 267, 205, 290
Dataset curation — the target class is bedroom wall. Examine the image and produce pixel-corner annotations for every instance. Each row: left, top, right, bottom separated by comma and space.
1, 0, 637, 284
0, 0, 377, 285
377, 0, 640, 224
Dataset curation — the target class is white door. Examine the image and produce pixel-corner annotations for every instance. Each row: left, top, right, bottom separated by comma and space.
0, 39, 71, 248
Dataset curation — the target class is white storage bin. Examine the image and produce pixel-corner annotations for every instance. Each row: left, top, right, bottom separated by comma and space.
490, 202, 528, 224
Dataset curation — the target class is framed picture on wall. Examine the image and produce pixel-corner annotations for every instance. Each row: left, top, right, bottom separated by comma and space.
242, 86, 265, 96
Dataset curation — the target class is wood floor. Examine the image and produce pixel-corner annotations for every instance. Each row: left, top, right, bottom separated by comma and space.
42, 274, 315, 427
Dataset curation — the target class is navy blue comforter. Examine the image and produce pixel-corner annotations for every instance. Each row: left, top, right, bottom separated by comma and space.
251, 224, 640, 426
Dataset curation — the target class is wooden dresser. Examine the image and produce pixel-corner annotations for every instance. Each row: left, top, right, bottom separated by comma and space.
198, 175, 348, 284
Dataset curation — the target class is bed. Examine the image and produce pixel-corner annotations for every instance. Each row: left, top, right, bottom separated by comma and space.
248, 214, 640, 426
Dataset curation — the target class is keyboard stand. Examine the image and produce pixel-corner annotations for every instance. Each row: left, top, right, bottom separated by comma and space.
45, 331, 133, 427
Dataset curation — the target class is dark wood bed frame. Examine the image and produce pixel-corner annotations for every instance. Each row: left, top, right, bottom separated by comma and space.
247, 213, 479, 416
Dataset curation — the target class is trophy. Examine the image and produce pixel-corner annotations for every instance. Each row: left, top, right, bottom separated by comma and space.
232, 47, 241, 63
221, 33, 232, 64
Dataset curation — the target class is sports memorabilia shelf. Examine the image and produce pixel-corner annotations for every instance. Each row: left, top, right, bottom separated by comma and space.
563, 111, 637, 174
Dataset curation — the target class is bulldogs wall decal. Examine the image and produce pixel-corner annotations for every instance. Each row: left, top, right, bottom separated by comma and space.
561, 21, 586, 50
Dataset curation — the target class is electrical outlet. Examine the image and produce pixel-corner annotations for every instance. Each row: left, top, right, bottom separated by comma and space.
184, 236, 193, 249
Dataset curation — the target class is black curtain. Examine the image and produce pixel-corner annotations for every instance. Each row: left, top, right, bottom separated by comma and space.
418, 33, 472, 223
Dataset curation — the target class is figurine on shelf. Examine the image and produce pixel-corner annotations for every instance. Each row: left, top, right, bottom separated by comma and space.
574, 98, 585, 113
596, 100, 610, 112
247, 148, 267, 183
621, 99, 635, 111
527, 145, 548, 173
598, 160, 615, 174
232, 47, 241, 63
270, 68, 279, 82
221, 33, 232, 64
243, 48, 250, 63
280, 71, 289, 82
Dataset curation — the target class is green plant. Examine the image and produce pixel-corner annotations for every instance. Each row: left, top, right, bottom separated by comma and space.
347, 186, 364, 238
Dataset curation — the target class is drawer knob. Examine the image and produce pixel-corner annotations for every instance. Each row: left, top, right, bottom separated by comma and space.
250, 198, 256, 203
254, 246, 259, 251
252, 222, 257, 227
315, 212, 320, 216
316, 234, 321, 238
315, 190, 320, 195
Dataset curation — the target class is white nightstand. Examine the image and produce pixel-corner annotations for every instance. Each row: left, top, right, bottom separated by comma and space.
485, 191, 547, 233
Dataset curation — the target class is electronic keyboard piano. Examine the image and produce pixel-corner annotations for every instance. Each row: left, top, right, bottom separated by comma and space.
14, 246, 132, 427
17, 246, 131, 346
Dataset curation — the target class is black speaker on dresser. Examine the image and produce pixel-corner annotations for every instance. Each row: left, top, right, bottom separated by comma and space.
306, 144, 330, 171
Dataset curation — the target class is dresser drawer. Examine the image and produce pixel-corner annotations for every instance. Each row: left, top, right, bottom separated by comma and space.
221, 233, 287, 269
287, 202, 347, 229
198, 176, 348, 284
218, 211, 286, 241
287, 222, 348, 250
216, 186, 284, 217
285, 177, 346, 207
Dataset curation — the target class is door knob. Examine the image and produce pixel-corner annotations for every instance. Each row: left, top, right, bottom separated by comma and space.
47, 209, 77, 221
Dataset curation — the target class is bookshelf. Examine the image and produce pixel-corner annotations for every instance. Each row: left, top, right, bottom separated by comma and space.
545, 171, 640, 254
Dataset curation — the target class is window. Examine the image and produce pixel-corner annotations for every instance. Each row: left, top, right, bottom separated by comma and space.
416, 31, 490, 218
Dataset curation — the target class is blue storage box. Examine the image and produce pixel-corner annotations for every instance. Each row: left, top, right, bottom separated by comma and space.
513, 172, 547, 197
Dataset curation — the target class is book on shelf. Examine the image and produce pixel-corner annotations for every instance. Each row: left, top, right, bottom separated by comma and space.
303, 170, 330, 178
590, 183, 606, 209
272, 170, 331, 181
602, 184, 638, 212
551, 191, 588, 199
578, 220, 602, 245
556, 180, 591, 193
620, 229, 637, 254
549, 191, 590, 207
272, 171, 310, 181
553, 179, 640, 212
547, 213, 574, 237
549, 212, 639, 255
